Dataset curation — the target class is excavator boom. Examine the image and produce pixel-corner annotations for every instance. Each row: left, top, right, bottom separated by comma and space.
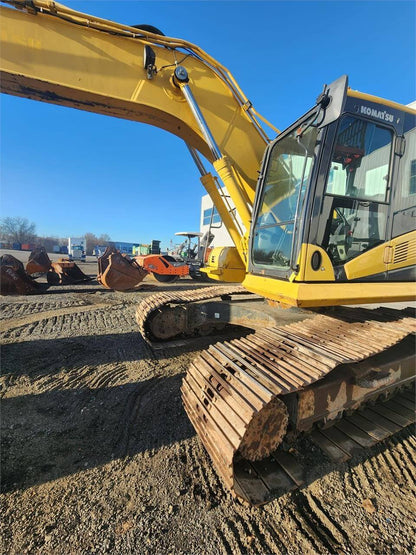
0, 0, 275, 264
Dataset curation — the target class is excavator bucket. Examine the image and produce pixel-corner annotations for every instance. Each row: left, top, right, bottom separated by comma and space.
0, 254, 41, 295
97, 247, 148, 291
47, 259, 91, 285
26, 247, 52, 275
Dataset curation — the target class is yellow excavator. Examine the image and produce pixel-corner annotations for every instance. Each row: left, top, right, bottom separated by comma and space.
1, 0, 415, 505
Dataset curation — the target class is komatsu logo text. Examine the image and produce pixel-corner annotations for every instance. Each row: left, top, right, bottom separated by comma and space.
360, 105, 394, 123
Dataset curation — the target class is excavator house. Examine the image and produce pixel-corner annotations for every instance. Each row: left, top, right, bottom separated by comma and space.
1, 0, 415, 505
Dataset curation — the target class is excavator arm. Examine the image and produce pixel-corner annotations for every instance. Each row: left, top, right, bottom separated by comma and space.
0, 0, 277, 267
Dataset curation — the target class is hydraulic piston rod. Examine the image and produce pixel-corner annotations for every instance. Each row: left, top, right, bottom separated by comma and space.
174, 66, 222, 160
174, 65, 252, 234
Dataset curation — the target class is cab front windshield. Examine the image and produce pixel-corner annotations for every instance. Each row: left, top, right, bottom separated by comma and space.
252, 117, 319, 273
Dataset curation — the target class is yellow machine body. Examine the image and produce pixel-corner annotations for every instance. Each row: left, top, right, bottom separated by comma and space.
244, 231, 416, 307
203, 246, 246, 283
1, 1, 415, 305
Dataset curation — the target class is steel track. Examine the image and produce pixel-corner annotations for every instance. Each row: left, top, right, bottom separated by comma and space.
136, 289, 415, 505
135, 285, 247, 341
181, 306, 415, 505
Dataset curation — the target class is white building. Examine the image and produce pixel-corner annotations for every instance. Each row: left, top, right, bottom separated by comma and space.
200, 188, 244, 248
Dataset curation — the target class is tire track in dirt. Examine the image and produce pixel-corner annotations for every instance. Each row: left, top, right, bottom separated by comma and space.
1, 305, 141, 344
378, 436, 416, 492
108, 306, 139, 333
396, 434, 416, 472
350, 458, 375, 495
187, 453, 289, 555
243, 517, 287, 554
88, 363, 128, 389
0, 303, 112, 333
2, 304, 148, 395
173, 442, 194, 495
39, 362, 128, 392
341, 463, 357, 496
213, 529, 234, 555
226, 504, 301, 555
406, 432, 416, 448
2, 316, 61, 341
356, 450, 414, 534
230, 506, 288, 555
217, 515, 250, 554
346, 430, 415, 498
259, 511, 303, 554
180, 439, 226, 504
112, 376, 162, 458
284, 487, 352, 554
344, 429, 416, 522
285, 502, 333, 554
0, 300, 87, 321
302, 491, 350, 546
40, 364, 96, 391
180, 449, 287, 555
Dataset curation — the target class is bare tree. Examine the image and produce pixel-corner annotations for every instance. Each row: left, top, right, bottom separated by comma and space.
84, 232, 111, 255
97, 233, 111, 244
0, 217, 36, 244
38, 236, 61, 253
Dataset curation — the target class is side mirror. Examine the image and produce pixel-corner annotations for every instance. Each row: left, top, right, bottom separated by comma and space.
317, 75, 348, 128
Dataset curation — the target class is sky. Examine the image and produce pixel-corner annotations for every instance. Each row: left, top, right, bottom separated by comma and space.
1, 0, 415, 250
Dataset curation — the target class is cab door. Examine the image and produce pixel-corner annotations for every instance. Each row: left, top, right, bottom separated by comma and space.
314, 114, 394, 281
385, 110, 416, 281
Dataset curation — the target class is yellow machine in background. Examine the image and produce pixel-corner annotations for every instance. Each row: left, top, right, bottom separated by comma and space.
1, 0, 415, 505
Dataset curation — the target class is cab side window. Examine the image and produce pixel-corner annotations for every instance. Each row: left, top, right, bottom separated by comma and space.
391, 114, 416, 238
326, 116, 391, 203
320, 115, 393, 265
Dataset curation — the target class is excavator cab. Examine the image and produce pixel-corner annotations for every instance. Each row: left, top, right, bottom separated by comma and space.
246, 78, 416, 306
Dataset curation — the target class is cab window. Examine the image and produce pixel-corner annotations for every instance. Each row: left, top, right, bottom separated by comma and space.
321, 115, 393, 266
391, 112, 416, 237
326, 115, 392, 202
252, 120, 318, 272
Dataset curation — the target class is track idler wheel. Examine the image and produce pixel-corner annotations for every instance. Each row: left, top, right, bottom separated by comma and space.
147, 306, 187, 340
238, 397, 289, 461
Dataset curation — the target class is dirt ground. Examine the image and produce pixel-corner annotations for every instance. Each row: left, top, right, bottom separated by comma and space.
1, 249, 415, 554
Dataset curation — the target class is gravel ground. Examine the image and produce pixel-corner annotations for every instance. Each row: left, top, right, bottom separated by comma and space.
1, 249, 415, 554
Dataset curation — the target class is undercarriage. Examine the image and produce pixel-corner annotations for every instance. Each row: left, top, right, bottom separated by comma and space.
136, 287, 416, 505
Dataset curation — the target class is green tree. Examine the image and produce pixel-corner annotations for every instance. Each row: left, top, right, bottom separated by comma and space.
0, 217, 36, 244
